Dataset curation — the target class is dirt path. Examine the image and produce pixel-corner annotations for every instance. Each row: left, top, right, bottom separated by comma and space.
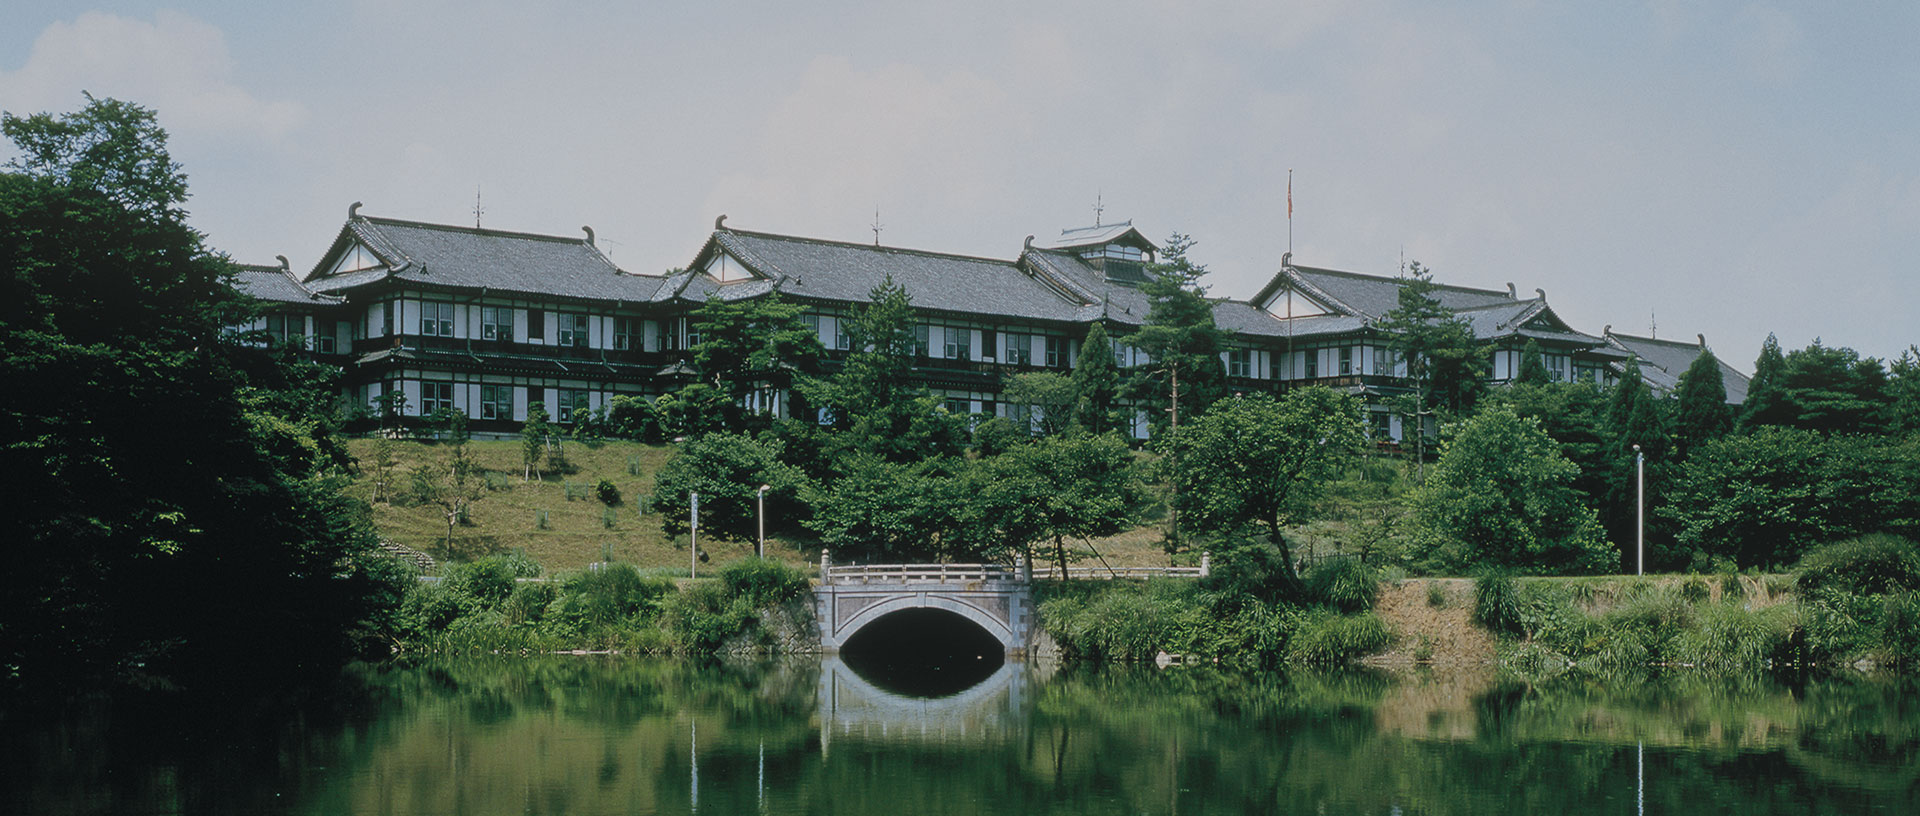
1364, 578, 1497, 667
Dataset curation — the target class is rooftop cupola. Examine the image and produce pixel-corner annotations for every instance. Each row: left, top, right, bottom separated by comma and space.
1043, 221, 1157, 285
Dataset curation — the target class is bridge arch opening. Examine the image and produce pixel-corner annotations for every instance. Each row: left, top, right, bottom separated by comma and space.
840, 608, 1005, 697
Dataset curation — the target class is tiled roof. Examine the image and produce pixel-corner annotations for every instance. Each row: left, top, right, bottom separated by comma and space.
1605, 332, 1751, 404
1044, 221, 1155, 253
1282, 265, 1515, 320
305, 214, 666, 302
233, 263, 340, 305
687, 228, 1090, 323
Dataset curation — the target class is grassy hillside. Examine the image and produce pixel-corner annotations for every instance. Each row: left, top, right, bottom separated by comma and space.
344, 438, 785, 574
344, 438, 1416, 575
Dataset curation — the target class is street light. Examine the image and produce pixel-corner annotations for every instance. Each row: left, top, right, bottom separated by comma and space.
689, 491, 699, 579
1632, 444, 1644, 577
756, 484, 771, 559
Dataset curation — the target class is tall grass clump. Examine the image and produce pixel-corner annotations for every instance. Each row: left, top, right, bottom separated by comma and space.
1303, 557, 1380, 613
1796, 534, 1920, 596
1287, 610, 1389, 664
1795, 535, 1920, 664
1473, 569, 1527, 636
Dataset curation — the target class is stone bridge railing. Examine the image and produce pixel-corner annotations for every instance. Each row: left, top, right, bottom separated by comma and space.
818, 553, 1209, 585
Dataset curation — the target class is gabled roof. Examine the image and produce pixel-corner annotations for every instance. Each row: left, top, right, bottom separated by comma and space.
1604, 331, 1751, 404
1044, 221, 1156, 254
233, 261, 341, 305
1016, 246, 1158, 326
1254, 263, 1517, 321
682, 224, 1092, 322
303, 209, 664, 302
1453, 299, 1603, 345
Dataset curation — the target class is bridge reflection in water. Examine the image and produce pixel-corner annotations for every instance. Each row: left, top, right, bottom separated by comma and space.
816, 656, 1036, 753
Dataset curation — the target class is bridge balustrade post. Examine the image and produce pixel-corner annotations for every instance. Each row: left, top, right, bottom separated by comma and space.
1200, 551, 1211, 578
820, 549, 832, 585
1020, 551, 1032, 583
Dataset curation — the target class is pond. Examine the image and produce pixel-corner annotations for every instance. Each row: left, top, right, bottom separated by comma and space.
4, 656, 1916, 814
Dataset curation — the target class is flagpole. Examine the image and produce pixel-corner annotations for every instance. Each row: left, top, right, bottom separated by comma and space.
1287, 169, 1294, 255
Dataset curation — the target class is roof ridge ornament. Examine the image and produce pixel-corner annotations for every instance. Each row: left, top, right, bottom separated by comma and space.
1024, 235, 1035, 251
714, 214, 728, 231
581, 226, 594, 246
1507, 282, 1516, 299
349, 201, 362, 219
1535, 287, 1546, 301
276, 255, 290, 272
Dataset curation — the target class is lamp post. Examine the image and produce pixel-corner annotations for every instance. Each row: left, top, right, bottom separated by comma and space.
690, 491, 699, 579
1633, 444, 1644, 577
756, 484, 770, 559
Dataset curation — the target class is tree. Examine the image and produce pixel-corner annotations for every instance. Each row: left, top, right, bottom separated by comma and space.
1072, 321, 1124, 435
1407, 405, 1613, 574
799, 275, 966, 463
1170, 388, 1365, 579
1891, 346, 1920, 437
1516, 338, 1551, 386
1660, 429, 1920, 569
1489, 380, 1612, 513
802, 455, 968, 562
964, 432, 1143, 573
690, 292, 824, 426
2, 92, 187, 217
1672, 348, 1732, 455
1374, 262, 1488, 481
1, 96, 402, 691
650, 432, 808, 541
1129, 233, 1227, 437
521, 403, 552, 480
410, 443, 485, 546
1778, 341, 1891, 435
1002, 371, 1078, 437
1739, 333, 1793, 431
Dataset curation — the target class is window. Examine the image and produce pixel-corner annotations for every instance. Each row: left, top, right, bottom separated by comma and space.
944, 397, 970, 415
613, 317, 636, 350
683, 318, 701, 349
1045, 336, 1066, 368
421, 301, 454, 337
802, 313, 821, 342
1374, 347, 1392, 376
480, 385, 512, 420
481, 306, 514, 341
1372, 412, 1392, 439
528, 309, 546, 342
314, 332, 334, 354
1004, 333, 1032, 365
833, 318, 850, 351
265, 313, 294, 345
658, 320, 677, 351
555, 388, 590, 423
1305, 353, 1318, 379
981, 330, 998, 360
1113, 340, 1127, 367
944, 328, 968, 360
912, 324, 930, 357
1339, 346, 1352, 375
1229, 349, 1251, 378
421, 381, 454, 415
556, 313, 590, 347
1270, 355, 1284, 381
382, 301, 395, 336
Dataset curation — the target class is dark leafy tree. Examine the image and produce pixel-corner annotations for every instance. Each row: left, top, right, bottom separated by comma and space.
1602, 357, 1673, 563
1071, 321, 1124, 434
0, 96, 404, 692
1408, 405, 1613, 574
962, 432, 1143, 573
1778, 341, 1891, 435
1672, 348, 1732, 455
1002, 371, 1078, 437
802, 455, 967, 562
1660, 429, 1920, 569
651, 432, 809, 541
799, 276, 966, 462
1170, 388, 1365, 580
1490, 380, 1612, 513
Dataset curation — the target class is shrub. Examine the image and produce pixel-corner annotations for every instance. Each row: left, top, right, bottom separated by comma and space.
719, 558, 811, 607
662, 582, 752, 652
596, 479, 622, 505
1796, 534, 1920, 597
502, 582, 556, 626
1303, 557, 1380, 613
1426, 582, 1448, 608
445, 558, 517, 608
1202, 540, 1300, 604
1679, 576, 1710, 604
1668, 602, 1800, 671
551, 564, 675, 630
1880, 592, 1920, 669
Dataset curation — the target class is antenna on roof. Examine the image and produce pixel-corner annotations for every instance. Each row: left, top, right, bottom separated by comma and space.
1650, 311, 1657, 340
1093, 192, 1105, 227
871, 207, 884, 246
472, 186, 484, 229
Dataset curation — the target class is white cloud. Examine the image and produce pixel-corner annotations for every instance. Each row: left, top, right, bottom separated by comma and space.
0, 11, 305, 142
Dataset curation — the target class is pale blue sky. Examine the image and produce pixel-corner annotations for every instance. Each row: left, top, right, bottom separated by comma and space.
4, 1, 1916, 365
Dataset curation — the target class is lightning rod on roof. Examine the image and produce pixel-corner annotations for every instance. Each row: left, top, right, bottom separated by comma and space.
473, 186, 484, 228
1093, 192, 1104, 227
871, 207, 883, 246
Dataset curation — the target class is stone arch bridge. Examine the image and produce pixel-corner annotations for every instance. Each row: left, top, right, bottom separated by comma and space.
814, 554, 1208, 656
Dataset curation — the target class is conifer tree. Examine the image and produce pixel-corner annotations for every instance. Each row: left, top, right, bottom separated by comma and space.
1072, 321, 1123, 434
1672, 348, 1731, 455
1739, 333, 1792, 431
1516, 338, 1551, 385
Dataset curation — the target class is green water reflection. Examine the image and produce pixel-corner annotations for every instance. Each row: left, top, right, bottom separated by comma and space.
6, 657, 1918, 814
